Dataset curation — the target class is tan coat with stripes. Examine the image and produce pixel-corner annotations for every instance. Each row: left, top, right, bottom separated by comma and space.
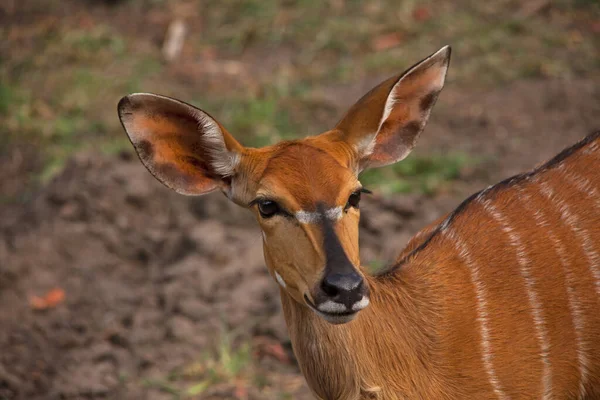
118, 46, 600, 399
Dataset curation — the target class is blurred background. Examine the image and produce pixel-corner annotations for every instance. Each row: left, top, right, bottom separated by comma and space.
0, 0, 598, 398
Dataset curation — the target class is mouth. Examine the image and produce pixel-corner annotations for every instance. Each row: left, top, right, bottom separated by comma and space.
304, 294, 361, 325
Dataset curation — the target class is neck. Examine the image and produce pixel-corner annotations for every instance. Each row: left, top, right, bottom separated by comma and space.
281, 266, 445, 400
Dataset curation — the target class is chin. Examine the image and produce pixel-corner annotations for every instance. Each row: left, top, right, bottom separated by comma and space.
316, 310, 359, 325
303, 293, 369, 325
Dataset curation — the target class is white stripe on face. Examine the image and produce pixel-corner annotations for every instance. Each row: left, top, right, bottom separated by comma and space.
275, 271, 286, 288
295, 207, 343, 224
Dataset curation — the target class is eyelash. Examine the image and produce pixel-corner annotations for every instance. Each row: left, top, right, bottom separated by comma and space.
345, 188, 371, 210
257, 199, 280, 218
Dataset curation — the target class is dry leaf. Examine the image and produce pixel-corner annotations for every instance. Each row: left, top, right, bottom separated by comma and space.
30, 288, 65, 310
371, 32, 403, 52
234, 382, 248, 399
412, 6, 432, 22
253, 336, 291, 364
253, 336, 290, 363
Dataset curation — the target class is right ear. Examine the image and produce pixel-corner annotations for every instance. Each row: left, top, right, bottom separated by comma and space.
118, 93, 243, 196
334, 46, 450, 172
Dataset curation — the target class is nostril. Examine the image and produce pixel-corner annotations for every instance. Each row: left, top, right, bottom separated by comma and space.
321, 278, 340, 297
321, 272, 363, 298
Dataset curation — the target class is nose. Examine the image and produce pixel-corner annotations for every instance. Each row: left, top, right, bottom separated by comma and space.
320, 271, 366, 308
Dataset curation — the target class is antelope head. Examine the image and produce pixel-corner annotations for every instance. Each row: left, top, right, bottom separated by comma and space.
117, 46, 450, 325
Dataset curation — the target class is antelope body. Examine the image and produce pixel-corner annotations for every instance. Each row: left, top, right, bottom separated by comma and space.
118, 46, 600, 399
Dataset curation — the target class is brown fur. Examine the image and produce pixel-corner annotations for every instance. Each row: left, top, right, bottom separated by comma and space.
282, 133, 600, 399
118, 47, 600, 399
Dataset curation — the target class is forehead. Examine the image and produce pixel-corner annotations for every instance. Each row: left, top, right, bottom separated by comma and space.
258, 143, 357, 210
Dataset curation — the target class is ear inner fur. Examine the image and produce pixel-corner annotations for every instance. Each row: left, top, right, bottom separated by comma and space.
334, 46, 451, 171
117, 93, 243, 196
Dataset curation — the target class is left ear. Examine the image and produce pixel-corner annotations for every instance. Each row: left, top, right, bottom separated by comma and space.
335, 46, 451, 171
117, 93, 243, 196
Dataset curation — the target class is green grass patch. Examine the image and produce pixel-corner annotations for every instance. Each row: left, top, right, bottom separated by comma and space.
366, 259, 387, 274
142, 378, 181, 396
1, 19, 166, 183
4, 0, 597, 196
69, 27, 125, 53
142, 330, 253, 399
198, 89, 301, 147
360, 153, 475, 195
0, 82, 15, 116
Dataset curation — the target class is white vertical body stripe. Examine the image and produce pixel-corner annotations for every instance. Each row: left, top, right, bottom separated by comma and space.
518, 187, 588, 399
582, 140, 599, 156
558, 165, 600, 210
480, 198, 552, 400
538, 179, 600, 296
442, 228, 509, 400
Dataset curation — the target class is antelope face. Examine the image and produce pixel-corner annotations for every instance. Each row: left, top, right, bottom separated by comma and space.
118, 46, 450, 324
247, 140, 370, 324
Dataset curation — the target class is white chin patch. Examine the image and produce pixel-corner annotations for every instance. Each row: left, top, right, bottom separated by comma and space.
352, 296, 370, 311
305, 295, 369, 325
317, 300, 348, 313
275, 271, 286, 288
315, 297, 370, 324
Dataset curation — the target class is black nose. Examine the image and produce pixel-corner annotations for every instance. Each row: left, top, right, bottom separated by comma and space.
320, 271, 365, 304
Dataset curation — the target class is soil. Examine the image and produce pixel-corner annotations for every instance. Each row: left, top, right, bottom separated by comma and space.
1, 76, 598, 399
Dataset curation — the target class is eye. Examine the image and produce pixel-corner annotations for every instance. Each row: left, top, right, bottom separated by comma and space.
257, 199, 280, 218
346, 191, 361, 210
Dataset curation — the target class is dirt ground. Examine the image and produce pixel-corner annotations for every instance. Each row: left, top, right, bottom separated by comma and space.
1, 78, 598, 399
1, 0, 599, 399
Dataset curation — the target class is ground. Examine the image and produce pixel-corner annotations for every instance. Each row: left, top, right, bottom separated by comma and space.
0, 0, 599, 399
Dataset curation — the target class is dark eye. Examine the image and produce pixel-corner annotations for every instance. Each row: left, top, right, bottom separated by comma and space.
258, 200, 280, 218
346, 191, 361, 210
